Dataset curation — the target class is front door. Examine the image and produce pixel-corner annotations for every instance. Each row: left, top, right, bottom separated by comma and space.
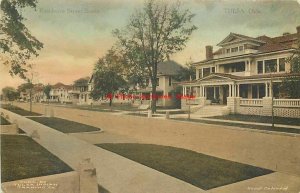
223, 85, 228, 105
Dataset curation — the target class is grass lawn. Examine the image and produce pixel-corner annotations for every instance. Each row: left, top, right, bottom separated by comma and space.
2, 104, 41, 116
174, 118, 300, 134
29, 117, 101, 133
0, 116, 10, 125
1, 135, 72, 182
77, 103, 139, 112
211, 114, 300, 126
97, 143, 273, 190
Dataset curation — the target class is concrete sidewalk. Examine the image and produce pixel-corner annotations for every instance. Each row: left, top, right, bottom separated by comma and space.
11, 102, 300, 176
1, 108, 206, 193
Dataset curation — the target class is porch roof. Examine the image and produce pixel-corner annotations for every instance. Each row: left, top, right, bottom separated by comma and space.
180, 73, 300, 86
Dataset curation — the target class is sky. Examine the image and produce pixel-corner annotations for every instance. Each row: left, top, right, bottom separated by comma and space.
1, 0, 300, 91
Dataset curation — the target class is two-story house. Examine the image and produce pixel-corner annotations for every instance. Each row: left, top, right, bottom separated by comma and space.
181, 26, 300, 118
49, 83, 72, 103
69, 77, 92, 105
136, 60, 182, 107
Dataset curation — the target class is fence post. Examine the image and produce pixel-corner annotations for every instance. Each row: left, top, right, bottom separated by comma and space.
78, 158, 98, 193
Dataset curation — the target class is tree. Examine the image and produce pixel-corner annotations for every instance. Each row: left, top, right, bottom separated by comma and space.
281, 40, 300, 99
0, 0, 43, 79
173, 60, 196, 82
17, 82, 33, 93
43, 84, 51, 103
114, 0, 197, 112
90, 49, 127, 106
2, 86, 19, 101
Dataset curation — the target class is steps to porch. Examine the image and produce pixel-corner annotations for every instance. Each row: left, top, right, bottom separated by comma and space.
192, 105, 230, 117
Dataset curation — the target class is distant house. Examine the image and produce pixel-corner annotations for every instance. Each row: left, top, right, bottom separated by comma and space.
135, 60, 182, 107
49, 83, 72, 103
19, 90, 30, 102
32, 83, 45, 102
69, 77, 92, 105
181, 26, 300, 118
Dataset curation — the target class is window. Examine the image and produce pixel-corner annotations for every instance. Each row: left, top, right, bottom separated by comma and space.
265, 59, 277, 73
279, 58, 286, 72
239, 46, 244, 51
230, 62, 245, 72
198, 69, 202, 78
231, 47, 238, 52
257, 61, 263, 74
156, 78, 159, 86
168, 77, 172, 86
211, 67, 215, 73
146, 79, 149, 86
203, 68, 211, 77
226, 49, 230, 53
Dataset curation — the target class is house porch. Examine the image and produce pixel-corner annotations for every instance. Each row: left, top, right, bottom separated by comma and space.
181, 80, 300, 118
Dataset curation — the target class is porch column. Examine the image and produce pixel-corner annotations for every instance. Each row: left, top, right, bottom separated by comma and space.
229, 84, 232, 97
248, 61, 251, 72
269, 81, 273, 97
237, 84, 240, 97
265, 83, 268, 97
233, 84, 236, 97
199, 86, 202, 97
213, 87, 216, 98
204, 87, 206, 98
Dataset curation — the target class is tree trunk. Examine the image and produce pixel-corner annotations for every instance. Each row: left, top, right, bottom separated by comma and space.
151, 82, 157, 113
30, 89, 32, 112
109, 98, 112, 107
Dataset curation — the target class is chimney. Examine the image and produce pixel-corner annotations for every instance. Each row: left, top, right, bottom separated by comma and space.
296, 26, 300, 34
206, 45, 213, 60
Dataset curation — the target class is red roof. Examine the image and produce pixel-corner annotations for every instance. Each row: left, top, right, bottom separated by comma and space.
256, 33, 298, 53
52, 82, 72, 89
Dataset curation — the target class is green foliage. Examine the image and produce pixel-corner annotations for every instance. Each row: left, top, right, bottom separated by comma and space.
173, 61, 196, 82
114, 0, 197, 112
2, 86, 19, 101
17, 82, 33, 92
282, 40, 300, 99
0, 0, 43, 79
43, 84, 51, 100
91, 49, 127, 105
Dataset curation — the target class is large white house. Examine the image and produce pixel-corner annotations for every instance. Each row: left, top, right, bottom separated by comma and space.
49, 83, 73, 103
181, 26, 300, 118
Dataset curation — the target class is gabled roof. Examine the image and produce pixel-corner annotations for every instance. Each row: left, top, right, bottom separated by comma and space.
217, 32, 265, 46
157, 60, 183, 76
52, 82, 72, 89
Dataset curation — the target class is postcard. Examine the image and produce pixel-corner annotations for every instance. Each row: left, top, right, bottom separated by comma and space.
1, 0, 300, 193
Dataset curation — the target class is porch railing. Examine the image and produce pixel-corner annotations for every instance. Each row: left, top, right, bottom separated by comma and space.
274, 99, 300, 107
240, 99, 263, 106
